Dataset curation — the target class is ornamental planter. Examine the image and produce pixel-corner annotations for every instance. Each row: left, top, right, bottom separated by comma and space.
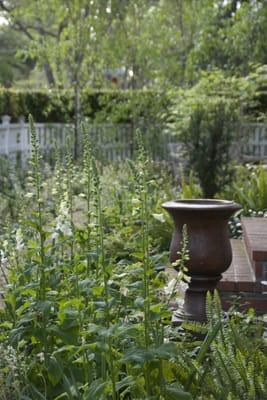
162, 199, 241, 322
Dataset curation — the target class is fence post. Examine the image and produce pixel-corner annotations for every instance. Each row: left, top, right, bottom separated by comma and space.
1, 115, 11, 156
19, 116, 28, 164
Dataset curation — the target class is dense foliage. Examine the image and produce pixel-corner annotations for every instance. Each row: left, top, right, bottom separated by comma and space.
0, 121, 265, 399
0, 1, 266, 397
169, 70, 260, 197
0, 89, 168, 123
0, 1, 267, 89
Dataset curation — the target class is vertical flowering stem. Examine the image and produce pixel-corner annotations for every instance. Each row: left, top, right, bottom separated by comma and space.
167, 224, 190, 307
135, 131, 151, 395
29, 115, 45, 300
66, 137, 74, 265
92, 159, 117, 400
29, 115, 48, 362
82, 123, 92, 274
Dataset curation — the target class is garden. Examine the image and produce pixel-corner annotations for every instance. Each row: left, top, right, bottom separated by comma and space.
0, 1, 266, 399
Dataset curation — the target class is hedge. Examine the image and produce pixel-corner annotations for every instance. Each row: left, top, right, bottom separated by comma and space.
0, 89, 170, 124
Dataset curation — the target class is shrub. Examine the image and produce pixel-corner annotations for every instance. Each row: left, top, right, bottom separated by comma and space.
223, 164, 267, 214
0, 121, 265, 399
169, 71, 256, 198
0, 89, 169, 124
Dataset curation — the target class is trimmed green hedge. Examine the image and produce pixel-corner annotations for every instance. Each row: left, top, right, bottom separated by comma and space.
0, 89, 169, 123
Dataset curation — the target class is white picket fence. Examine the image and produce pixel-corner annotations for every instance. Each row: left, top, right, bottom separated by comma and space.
240, 123, 267, 161
0, 115, 266, 164
0, 115, 68, 164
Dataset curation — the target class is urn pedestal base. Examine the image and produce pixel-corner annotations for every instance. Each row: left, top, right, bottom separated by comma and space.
173, 275, 221, 324
162, 199, 241, 323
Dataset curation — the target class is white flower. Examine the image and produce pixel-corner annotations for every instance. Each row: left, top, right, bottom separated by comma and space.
15, 228, 24, 251
58, 222, 72, 236
164, 278, 177, 296
152, 213, 166, 223
51, 231, 59, 240
177, 270, 191, 284
179, 281, 189, 292
25, 192, 34, 199
37, 352, 45, 362
120, 287, 129, 296
53, 199, 72, 238
58, 200, 69, 217
0, 250, 7, 263
132, 198, 141, 207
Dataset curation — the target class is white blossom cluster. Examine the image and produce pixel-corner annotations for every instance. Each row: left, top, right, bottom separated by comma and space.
0, 240, 10, 264
15, 228, 24, 251
52, 199, 73, 239
131, 197, 141, 216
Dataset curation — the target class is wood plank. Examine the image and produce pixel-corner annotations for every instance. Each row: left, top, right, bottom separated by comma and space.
218, 239, 258, 292
242, 217, 267, 262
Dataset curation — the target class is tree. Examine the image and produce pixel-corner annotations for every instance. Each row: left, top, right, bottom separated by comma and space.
170, 70, 256, 197
186, 0, 267, 81
0, 0, 114, 155
0, 25, 33, 87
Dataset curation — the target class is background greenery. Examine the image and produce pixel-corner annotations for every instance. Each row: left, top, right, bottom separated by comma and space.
0, 124, 265, 399
0, 1, 267, 90
0, 1, 266, 397
0, 89, 169, 123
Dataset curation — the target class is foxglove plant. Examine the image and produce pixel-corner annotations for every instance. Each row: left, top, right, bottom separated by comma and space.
82, 123, 93, 274
0, 119, 265, 400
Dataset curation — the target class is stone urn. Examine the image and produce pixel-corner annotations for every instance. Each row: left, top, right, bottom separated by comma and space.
162, 199, 241, 321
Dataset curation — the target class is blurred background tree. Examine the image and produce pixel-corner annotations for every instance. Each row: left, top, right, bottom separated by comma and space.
0, 0, 266, 165
0, 23, 33, 88
0, 0, 265, 90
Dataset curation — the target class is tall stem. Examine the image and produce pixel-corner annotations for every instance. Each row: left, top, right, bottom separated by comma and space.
29, 115, 48, 361
82, 124, 92, 275
95, 166, 117, 400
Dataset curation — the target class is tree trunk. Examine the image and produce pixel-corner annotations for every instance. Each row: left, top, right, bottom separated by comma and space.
74, 83, 81, 159
43, 62, 55, 86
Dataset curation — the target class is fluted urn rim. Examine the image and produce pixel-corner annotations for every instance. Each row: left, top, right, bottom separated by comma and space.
162, 199, 241, 212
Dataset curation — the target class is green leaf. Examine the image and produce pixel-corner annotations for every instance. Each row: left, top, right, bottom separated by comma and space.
5, 292, 16, 311
85, 379, 106, 400
28, 383, 47, 399
165, 384, 192, 400
92, 285, 104, 296
50, 327, 79, 345
131, 252, 144, 260
121, 348, 154, 364
54, 393, 68, 400
185, 320, 221, 390
36, 300, 52, 316
150, 303, 162, 313
27, 239, 39, 249
134, 296, 145, 309
47, 356, 63, 386
115, 375, 135, 392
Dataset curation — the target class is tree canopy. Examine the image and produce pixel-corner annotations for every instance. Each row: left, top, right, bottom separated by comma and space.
0, 0, 266, 89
